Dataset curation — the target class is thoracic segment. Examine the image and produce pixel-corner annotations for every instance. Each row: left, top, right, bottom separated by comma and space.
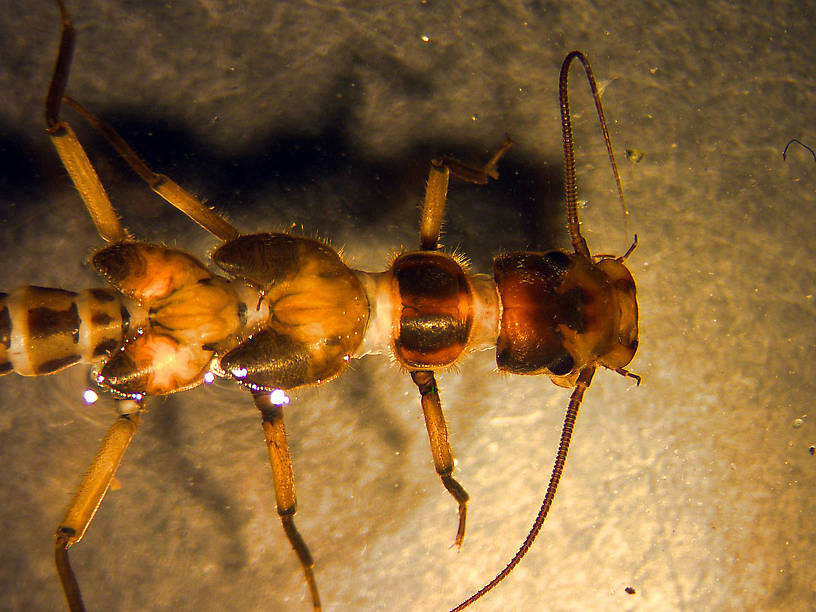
213, 233, 370, 392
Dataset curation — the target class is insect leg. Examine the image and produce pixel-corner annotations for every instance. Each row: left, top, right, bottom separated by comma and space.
410, 370, 469, 547
55, 400, 142, 612
419, 162, 450, 250
253, 392, 321, 612
60, 96, 239, 242
46, 0, 238, 243
412, 143, 511, 542
46, 0, 124, 244
419, 139, 513, 250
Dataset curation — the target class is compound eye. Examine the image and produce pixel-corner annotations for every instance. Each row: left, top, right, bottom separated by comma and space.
542, 250, 571, 274
546, 351, 574, 376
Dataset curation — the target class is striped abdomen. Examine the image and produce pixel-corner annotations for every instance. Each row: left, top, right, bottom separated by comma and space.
0, 286, 128, 377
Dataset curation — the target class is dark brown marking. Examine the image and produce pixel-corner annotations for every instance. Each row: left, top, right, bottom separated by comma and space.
89, 288, 116, 302
397, 256, 462, 299
92, 338, 120, 358
614, 277, 636, 293
28, 302, 80, 342
498, 251, 570, 279
221, 328, 310, 390
558, 287, 588, 333
547, 351, 575, 376
35, 354, 80, 375
91, 312, 113, 327
399, 314, 469, 353
213, 233, 300, 287
120, 304, 131, 334
98, 349, 147, 394
92, 243, 143, 284
497, 344, 574, 375
0, 304, 10, 348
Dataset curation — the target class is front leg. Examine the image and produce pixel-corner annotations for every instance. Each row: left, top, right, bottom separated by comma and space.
419, 139, 513, 250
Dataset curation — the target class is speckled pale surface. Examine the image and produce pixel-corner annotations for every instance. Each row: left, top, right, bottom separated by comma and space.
1, 2, 814, 611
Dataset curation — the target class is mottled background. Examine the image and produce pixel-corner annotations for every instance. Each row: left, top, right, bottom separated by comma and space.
1, 1, 814, 611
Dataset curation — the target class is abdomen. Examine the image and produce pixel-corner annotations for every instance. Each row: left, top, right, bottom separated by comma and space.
0, 286, 128, 377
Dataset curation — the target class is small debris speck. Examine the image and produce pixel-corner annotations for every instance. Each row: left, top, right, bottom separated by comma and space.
625, 149, 645, 163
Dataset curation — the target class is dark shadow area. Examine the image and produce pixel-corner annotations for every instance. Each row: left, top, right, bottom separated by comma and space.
0, 72, 567, 274
144, 394, 250, 572
0, 131, 57, 209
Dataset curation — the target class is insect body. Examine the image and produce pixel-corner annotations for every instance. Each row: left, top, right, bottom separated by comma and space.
4, 2, 639, 610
